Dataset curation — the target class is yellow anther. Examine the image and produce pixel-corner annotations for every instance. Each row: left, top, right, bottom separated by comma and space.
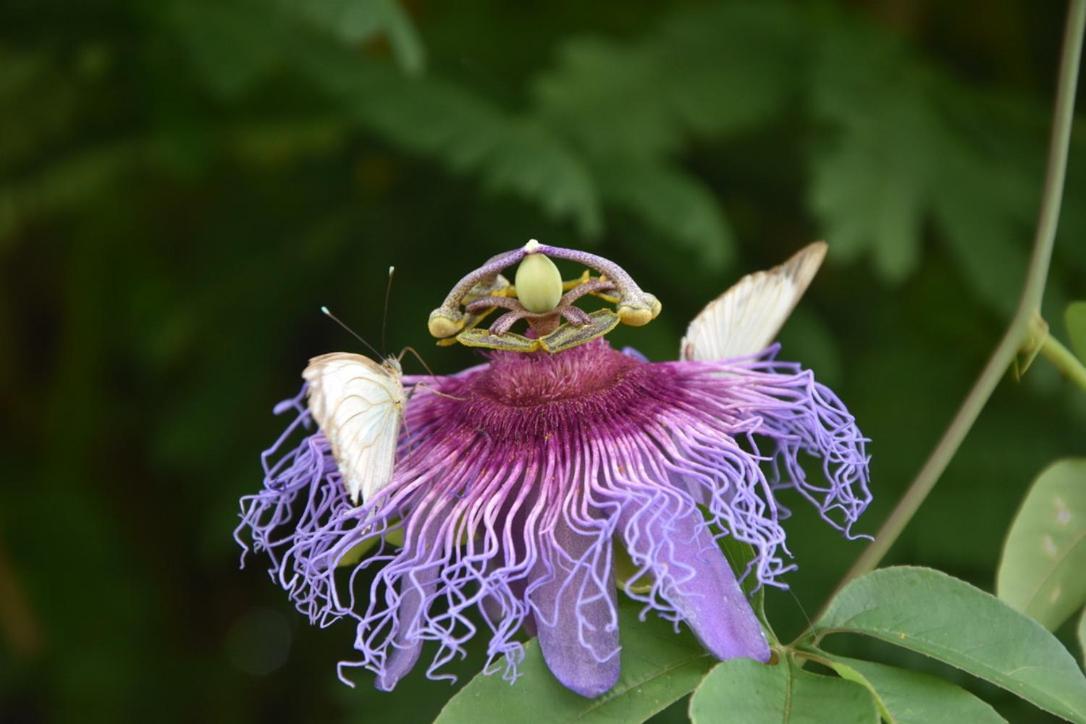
647, 293, 662, 319
616, 293, 661, 327
617, 305, 654, 327
514, 253, 563, 313
562, 270, 591, 291
428, 309, 464, 338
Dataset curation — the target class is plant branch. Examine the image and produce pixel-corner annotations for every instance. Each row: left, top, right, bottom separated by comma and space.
825, 0, 1086, 602
1041, 334, 1086, 389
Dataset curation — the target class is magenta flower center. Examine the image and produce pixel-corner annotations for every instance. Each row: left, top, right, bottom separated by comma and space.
435, 344, 677, 441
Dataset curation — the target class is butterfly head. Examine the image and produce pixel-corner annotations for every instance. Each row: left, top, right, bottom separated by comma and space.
383, 356, 404, 376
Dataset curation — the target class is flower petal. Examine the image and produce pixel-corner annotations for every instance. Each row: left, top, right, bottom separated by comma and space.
374, 574, 434, 691
374, 520, 443, 691
529, 519, 620, 698
620, 501, 769, 663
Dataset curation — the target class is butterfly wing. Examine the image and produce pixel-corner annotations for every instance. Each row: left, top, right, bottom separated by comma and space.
681, 242, 827, 361
303, 352, 404, 504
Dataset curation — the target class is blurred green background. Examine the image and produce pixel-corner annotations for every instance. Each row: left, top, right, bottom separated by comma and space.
1, 0, 1084, 721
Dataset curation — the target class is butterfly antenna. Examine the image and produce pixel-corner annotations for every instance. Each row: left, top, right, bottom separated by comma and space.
381, 265, 395, 355
398, 346, 466, 401
320, 306, 383, 360
398, 345, 438, 377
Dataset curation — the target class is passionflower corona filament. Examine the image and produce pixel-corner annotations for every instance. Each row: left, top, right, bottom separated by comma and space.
236, 241, 871, 697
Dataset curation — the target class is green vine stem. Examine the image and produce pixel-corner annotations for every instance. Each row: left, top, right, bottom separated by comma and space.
1041, 334, 1086, 389
823, 0, 1086, 606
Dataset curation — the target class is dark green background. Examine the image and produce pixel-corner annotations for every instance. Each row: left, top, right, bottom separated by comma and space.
1, 0, 1084, 721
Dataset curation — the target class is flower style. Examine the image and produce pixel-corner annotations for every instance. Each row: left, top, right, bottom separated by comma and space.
236, 240, 871, 698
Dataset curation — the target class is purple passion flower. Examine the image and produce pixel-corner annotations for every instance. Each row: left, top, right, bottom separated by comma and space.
236, 241, 870, 698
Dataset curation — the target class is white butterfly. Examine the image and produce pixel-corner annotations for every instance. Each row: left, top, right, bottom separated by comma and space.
682, 242, 828, 361
303, 352, 406, 505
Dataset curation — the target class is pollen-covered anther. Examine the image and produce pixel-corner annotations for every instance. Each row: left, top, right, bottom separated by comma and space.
617, 293, 662, 327
427, 308, 464, 338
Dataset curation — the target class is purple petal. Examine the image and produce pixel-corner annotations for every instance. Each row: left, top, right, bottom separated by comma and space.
374, 574, 434, 691
528, 519, 620, 698
374, 520, 443, 692
620, 501, 769, 663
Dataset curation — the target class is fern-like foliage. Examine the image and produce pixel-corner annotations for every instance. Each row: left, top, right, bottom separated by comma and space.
1, 0, 1081, 308
806, 9, 1040, 311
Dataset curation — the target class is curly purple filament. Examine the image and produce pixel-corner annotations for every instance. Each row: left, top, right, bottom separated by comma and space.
236, 341, 870, 697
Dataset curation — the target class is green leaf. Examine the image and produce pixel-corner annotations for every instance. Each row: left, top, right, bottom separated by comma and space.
1068, 302, 1086, 362
808, 125, 927, 283
594, 161, 731, 270
277, 0, 425, 75
167, 0, 293, 98
534, 38, 680, 161
337, 526, 404, 567
807, 13, 1034, 314
823, 655, 1005, 723
997, 459, 1086, 630
688, 658, 877, 724
808, 22, 936, 284
1078, 608, 1086, 669
300, 49, 602, 237
435, 598, 713, 724
169, 0, 426, 97
476, 120, 603, 237
533, 5, 799, 160
814, 566, 1086, 721
931, 146, 1030, 318
654, 3, 800, 137
370, 0, 425, 76
614, 539, 652, 595
929, 84, 1044, 317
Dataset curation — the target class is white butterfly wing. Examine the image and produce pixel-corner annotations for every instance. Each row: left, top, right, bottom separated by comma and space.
303, 352, 404, 504
681, 242, 827, 361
